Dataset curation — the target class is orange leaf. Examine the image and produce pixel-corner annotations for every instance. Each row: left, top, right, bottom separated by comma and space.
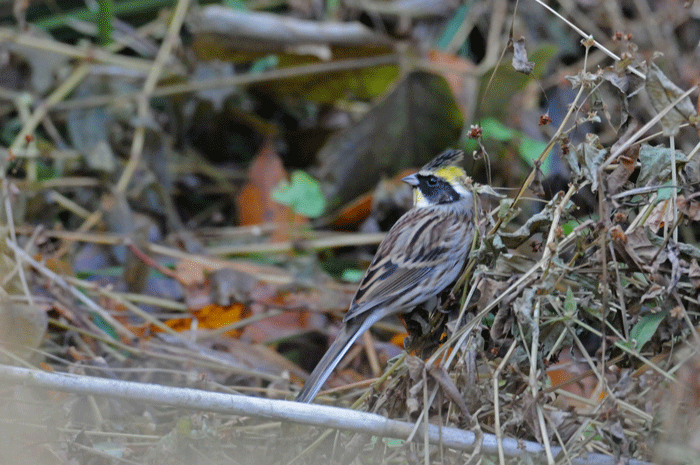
546, 349, 606, 412
193, 303, 249, 336
390, 333, 407, 348
329, 192, 373, 230
329, 167, 417, 230
235, 140, 307, 239
158, 303, 250, 337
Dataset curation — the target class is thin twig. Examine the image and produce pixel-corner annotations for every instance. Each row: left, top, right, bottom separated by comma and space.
493, 341, 518, 465
6, 237, 134, 340
531, 0, 645, 78
116, 0, 192, 193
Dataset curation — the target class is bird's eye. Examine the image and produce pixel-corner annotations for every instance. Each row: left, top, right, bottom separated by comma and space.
426, 176, 438, 187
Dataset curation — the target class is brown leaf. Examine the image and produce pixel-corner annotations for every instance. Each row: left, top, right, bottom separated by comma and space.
641, 283, 664, 302
235, 140, 307, 238
610, 225, 666, 271
405, 354, 425, 381
677, 195, 700, 221
490, 304, 513, 343
428, 363, 472, 421
546, 347, 606, 413
159, 303, 250, 337
328, 191, 374, 229
476, 278, 507, 314
605, 145, 639, 195
644, 198, 673, 230
689, 259, 700, 288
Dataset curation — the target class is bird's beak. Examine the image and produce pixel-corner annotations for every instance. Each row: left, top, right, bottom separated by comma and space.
402, 174, 419, 187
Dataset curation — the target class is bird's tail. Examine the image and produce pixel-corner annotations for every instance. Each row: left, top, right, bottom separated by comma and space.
295, 314, 378, 403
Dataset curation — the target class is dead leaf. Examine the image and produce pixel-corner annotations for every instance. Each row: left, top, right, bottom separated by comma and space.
677, 195, 700, 221
602, 66, 629, 93
565, 134, 608, 191
499, 192, 567, 248
160, 303, 250, 337
490, 304, 513, 344
637, 143, 687, 187
510, 37, 535, 74
644, 198, 673, 230
546, 347, 606, 413
405, 354, 425, 381
235, 140, 307, 239
428, 363, 472, 421
519, 392, 542, 443
328, 191, 374, 229
611, 225, 667, 271
605, 145, 639, 195
668, 242, 682, 291
641, 283, 664, 302
670, 306, 684, 319
689, 259, 700, 288
476, 278, 508, 313
646, 63, 698, 136
210, 268, 258, 306
0, 297, 47, 360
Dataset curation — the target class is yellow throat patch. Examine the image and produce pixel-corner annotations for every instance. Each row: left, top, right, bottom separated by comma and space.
413, 188, 426, 205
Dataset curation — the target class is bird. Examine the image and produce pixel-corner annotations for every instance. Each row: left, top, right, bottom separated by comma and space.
296, 149, 475, 403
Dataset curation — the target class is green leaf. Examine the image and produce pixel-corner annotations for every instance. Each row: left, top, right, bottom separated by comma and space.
480, 118, 552, 172
1, 118, 23, 146
654, 181, 676, 201
96, 0, 113, 46
518, 137, 548, 165
629, 311, 667, 349
564, 287, 577, 316
341, 269, 364, 283
482, 118, 516, 141
271, 170, 326, 218
92, 313, 118, 340
34, 0, 175, 32
436, 4, 469, 50
384, 438, 405, 448
561, 220, 577, 236
223, 0, 247, 9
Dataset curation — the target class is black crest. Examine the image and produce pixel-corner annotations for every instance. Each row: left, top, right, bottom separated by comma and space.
421, 149, 464, 172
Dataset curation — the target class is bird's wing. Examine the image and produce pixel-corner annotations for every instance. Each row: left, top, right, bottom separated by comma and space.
344, 206, 470, 322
